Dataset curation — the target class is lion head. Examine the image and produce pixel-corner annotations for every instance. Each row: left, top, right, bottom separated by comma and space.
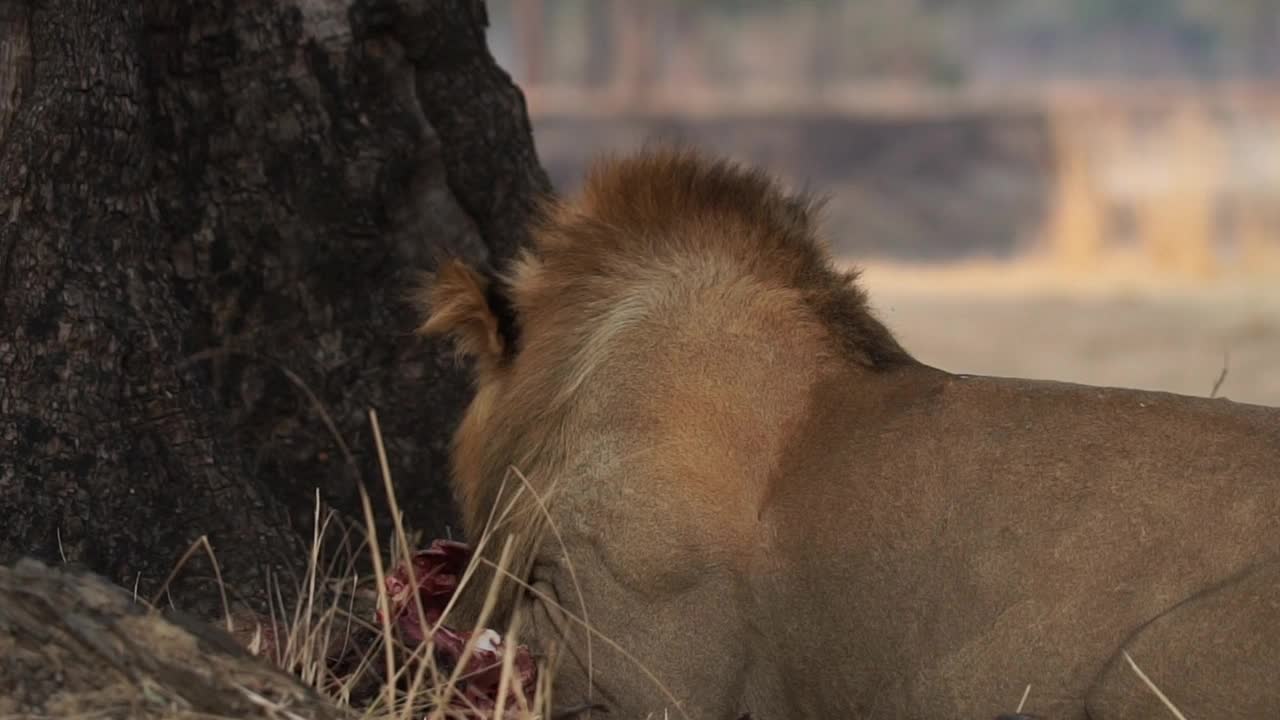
418, 145, 914, 600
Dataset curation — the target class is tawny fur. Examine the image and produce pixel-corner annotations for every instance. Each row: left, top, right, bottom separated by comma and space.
418, 146, 1280, 720
416, 260, 506, 375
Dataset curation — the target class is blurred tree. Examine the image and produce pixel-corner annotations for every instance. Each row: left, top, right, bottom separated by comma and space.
1078, 0, 1183, 26
1183, 0, 1280, 73
583, 0, 615, 88
613, 0, 658, 104
496, 0, 1280, 93
514, 0, 546, 85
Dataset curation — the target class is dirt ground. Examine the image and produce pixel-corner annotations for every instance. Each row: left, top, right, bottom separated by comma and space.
850, 256, 1280, 408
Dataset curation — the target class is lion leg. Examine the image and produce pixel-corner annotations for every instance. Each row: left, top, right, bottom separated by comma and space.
1085, 558, 1280, 719
521, 566, 752, 720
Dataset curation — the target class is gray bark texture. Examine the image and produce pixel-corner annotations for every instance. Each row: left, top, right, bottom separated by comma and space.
0, 0, 550, 620
0, 558, 351, 719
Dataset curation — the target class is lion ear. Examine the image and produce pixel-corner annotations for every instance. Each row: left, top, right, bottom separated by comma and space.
415, 259, 505, 373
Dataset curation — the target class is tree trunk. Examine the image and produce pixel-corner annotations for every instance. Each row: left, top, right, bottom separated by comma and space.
0, 558, 351, 719
0, 0, 550, 620
0, 0, 32, 149
583, 0, 614, 90
512, 0, 545, 88
612, 0, 656, 107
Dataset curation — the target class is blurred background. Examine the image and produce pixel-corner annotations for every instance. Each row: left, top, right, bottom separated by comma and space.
486, 0, 1280, 405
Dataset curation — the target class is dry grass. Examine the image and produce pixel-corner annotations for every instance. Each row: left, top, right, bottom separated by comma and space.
1122, 652, 1190, 720
195, 408, 691, 720
221, 417, 554, 720
122, 424, 545, 720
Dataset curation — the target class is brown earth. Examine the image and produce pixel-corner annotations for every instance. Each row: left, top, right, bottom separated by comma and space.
856, 258, 1280, 408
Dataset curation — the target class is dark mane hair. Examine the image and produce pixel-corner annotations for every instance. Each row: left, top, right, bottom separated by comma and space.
519, 145, 915, 368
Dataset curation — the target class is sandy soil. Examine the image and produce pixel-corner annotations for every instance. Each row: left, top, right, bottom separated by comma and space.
849, 256, 1280, 408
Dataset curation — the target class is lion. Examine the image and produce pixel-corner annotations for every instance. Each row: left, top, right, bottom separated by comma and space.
417, 146, 1280, 719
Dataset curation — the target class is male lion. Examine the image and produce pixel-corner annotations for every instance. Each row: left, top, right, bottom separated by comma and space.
418, 147, 1280, 719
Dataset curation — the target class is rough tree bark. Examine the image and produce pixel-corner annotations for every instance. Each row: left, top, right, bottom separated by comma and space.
0, 0, 549, 620
0, 558, 351, 719
0, 1, 31, 146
